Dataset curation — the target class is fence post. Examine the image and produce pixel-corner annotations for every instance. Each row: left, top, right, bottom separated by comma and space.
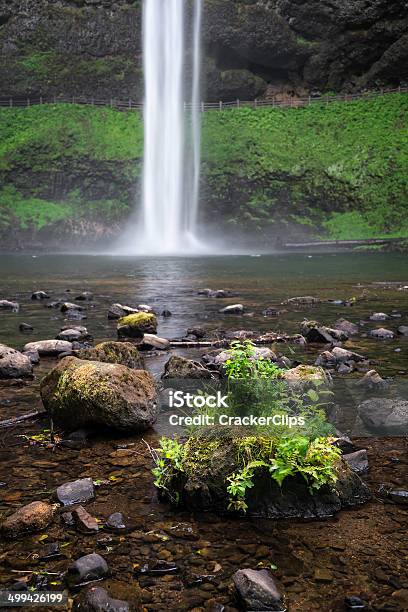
40, 96, 43, 105
27, 99, 30, 107
53, 95, 56, 104
129, 99, 132, 109
237, 99, 240, 108
308, 95, 311, 106
9, 99, 12, 108
219, 101, 222, 111
201, 101, 204, 113
254, 98, 257, 108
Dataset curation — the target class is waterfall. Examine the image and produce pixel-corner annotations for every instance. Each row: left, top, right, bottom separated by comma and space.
128, 0, 204, 255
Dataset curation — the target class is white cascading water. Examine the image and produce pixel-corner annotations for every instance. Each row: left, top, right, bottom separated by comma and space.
133, 0, 204, 255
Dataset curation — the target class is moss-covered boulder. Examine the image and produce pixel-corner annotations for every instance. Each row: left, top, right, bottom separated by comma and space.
162, 355, 213, 380
117, 312, 157, 339
282, 365, 331, 392
155, 432, 371, 519
40, 357, 157, 432
77, 341, 143, 370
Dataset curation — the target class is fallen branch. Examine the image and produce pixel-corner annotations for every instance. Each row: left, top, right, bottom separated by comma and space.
0, 410, 48, 429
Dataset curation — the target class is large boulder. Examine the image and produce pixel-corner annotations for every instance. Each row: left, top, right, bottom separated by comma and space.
160, 435, 371, 519
40, 357, 157, 432
0, 343, 33, 379
0, 501, 56, 539
23, 340, 73, 356
117, 312, 157, 338
77, 341, 143, 370
357, 398, 408, 435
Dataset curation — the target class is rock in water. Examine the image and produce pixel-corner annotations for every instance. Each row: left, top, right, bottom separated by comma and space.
283, 365, 331, 391
370, 312, 389, 321
74, 587, 129, 611
335, 318, 359, 336
19, 322, 33, 333
41, 357, 157, 432
61, 302, 84, 313
56, 478, 95, 506
139, 334, 170, 351
77, 341, 143, 369
219, 304, 244, 314
0, 299, 19, 311
117, 312, 157, 338
370, 328, 394, 339
397, 326, 408, 336
108, 304, 139, 320
357, 398, 408, 435
23, 340, 73, 356
0, 344, 33, 379
0, 501, 56, 539
233, 569, 284, 611
73, 506, 99, 534
75, 292, 93, 301
31, 291, 50, 300
162, 355, 213, 379
67, 554, 109, 587
343, 450, 369, 474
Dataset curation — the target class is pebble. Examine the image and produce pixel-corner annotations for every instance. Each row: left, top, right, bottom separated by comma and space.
56, 477, 95, 506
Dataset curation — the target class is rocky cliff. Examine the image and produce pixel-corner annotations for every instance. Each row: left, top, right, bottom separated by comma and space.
0, 0, 407, 101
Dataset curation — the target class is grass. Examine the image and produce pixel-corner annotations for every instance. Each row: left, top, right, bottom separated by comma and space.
0, 93, 407, 239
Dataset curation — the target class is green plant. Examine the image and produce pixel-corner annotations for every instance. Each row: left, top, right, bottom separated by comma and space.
151, 437, 186, 504
224, 340, 282, 380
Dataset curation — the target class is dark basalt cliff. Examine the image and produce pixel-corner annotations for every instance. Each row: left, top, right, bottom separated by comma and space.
0, 0, 407, 101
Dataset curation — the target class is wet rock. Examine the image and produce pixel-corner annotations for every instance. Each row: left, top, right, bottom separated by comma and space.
389, 489, 408, 505
162, 355, 213, 379
66, 310, 88, 321
370, 312, 389, 321
117, 312, 157, 338
356, 370, 388, 391
47, 301, 63, 309
302, 320, 348, 344
139, 560, 179, 575
283, 365, 331, 391
78, 341, 143, 370
75, 292, 93, 301
57, 329, 85, 342
262, 307, 280, 316
0, 501, 56, 538
224, 329, 256, 340
332, 430, 355, 454
67, 553, 109, 587
61, 512, 75, 527
56, 477, 95, 507
60, 429, 91, 450
22, 348, 40, 365
345, 596, 367, 609
370, 328, 394, 339
139, 334, 170, 351
187, 327, 206, 339
61, 302, 84, 313
137, 304, 155, 313
0, 343, 33, 379
335, 318, 359, 336
161, 309, 172, 317
23, 339, 73, 356
162, 436, 371, 519
39, 542, 64, 561
41, 357, 157, 432
198, 289, 233, 298
74, 586, 129, 611
283, 296, 320, 305
397, 325, 408, 336
219, 304, 244, 314
343, 450, 369, 474
314, 568, 333, 582
358, 398, 408, 435
19, 322, 33, 332
0, 299, 19, 311
233, 569, 284, 611
108, 303, 139, 320
213, 346, 277, 368
31, 291, 50, 300
73, 506, 99, 534
106, 512, 127, 532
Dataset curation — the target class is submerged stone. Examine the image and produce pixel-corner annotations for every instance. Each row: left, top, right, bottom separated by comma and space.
0, 299, 19, 311
67, 553, 109, 587
358, 398, 408, 435
74, 587, 129, 612
233, 569, 284, 611
56, 477, 95, 507
0, 501, 56, 539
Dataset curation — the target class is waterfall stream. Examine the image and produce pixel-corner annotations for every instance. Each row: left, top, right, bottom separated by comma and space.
126, 0, 204, 255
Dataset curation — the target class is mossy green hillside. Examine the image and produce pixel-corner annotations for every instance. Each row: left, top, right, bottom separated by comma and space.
0, 93, 407, 241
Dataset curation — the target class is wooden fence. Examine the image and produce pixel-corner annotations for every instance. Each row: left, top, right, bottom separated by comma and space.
0, 86, 406, 112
